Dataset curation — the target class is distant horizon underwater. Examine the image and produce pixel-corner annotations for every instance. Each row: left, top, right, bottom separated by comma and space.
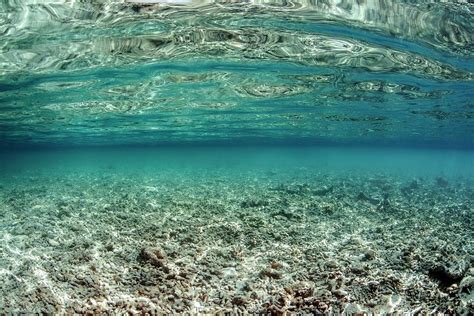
0, 0, 473, 314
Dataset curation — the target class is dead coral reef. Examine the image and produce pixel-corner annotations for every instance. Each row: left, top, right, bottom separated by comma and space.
0, 171, 472, 314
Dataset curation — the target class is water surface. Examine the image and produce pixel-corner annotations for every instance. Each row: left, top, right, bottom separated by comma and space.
0, 0, 472, 147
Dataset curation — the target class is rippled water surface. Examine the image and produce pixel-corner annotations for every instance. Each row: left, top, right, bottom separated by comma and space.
0, 0, 473, 146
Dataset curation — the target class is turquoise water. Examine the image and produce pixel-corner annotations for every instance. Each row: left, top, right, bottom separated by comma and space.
0, 0, 473, 147
0, 1, 473, 314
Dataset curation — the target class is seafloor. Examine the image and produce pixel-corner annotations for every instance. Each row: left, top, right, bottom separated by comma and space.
0, 168, 472, 314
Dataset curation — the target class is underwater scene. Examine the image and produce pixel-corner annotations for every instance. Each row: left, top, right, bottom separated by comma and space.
0, 0, 473, 314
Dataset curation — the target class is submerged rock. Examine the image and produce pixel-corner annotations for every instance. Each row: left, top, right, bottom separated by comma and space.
356, 191, 391, 210
435, 177, 449, 187
401, 179, 419, 195
356, 192, 380, 205
240, 199, 268, 208
270, 261, 284, 270
459, 275, 474, 293
377, 193, 391, 211
428, 263, 467, 286
139, 246, 169, 272
260, 268, 282, 279
231, 296, 247, 306
284, 282, 314, 298
272, 208, 303, 220
272, 183, 311, 195
313, 186, 334, 196
361, 248, 377, 261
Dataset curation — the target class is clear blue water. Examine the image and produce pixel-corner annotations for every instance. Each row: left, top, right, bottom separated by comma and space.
0, 1, 473, 314
0, 0, 473, 148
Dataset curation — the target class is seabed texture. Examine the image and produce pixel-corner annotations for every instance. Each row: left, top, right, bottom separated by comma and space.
0, 169, 472, 314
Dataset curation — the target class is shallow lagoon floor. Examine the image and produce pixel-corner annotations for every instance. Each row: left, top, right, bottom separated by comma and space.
0, 146, 473, 314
